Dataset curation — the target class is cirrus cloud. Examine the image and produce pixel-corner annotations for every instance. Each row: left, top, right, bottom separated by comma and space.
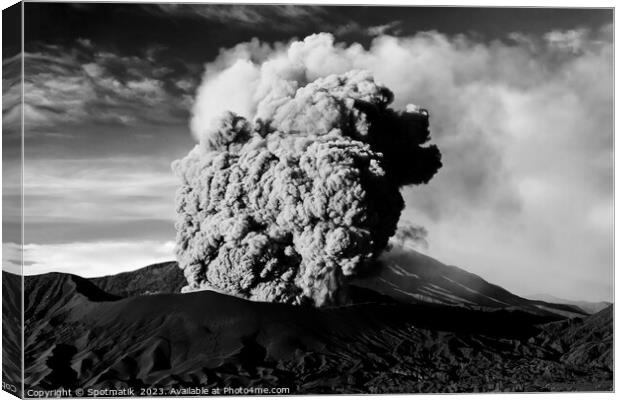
20, 41, 200, 132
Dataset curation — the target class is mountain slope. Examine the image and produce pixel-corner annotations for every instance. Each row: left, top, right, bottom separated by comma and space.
353, 247, 587, 318
82, 248, 588, 319
89, 261, 184, 297
12, 268, 611, 393
538, 305, 613, 371
2, 271, 22, 396
10, 246, 611, 394
21, 273, 609, 393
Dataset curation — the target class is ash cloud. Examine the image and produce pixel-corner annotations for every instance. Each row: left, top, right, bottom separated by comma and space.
392, 222, 429, 251
173, 42, 441, 306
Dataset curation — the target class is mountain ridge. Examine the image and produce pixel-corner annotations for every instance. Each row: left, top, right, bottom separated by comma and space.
81, 248, 590, 318
526, 293, 611, 315
4, 246, 611, 393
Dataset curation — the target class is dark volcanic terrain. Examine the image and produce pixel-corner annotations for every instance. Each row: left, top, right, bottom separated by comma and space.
4, 248, 613, 394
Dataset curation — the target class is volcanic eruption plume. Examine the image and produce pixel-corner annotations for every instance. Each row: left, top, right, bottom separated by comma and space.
173, 38, 441, 306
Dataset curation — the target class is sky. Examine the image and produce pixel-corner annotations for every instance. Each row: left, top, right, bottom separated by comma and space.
1, 3, 613, 302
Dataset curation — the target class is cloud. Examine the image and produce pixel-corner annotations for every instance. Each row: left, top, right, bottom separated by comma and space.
544, 28, 590, 53
391, 222, 429, 251
5, 40, 200, 248
22, 42, 199, 131
190, 27, 612, 301
22, 156, 177, 223
4, 241, 175, 277
0, 155, 179, 246
2, 54, 22, 134
148, 4, 329, 30
367, 21, 403, 37
2, 243, 23, 275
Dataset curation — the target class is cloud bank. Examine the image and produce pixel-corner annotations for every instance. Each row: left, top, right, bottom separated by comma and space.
3, 241, 175, 277
183, 28, 612, 301
17, 41, 200, 131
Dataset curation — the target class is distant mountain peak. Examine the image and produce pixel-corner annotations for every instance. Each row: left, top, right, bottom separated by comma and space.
526, 293, 612, 315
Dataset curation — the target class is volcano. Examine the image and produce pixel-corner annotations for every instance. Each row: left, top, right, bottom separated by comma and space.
3, 247, 613, 395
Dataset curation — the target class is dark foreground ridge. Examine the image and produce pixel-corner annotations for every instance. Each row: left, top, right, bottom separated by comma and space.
5, 249, 613, 394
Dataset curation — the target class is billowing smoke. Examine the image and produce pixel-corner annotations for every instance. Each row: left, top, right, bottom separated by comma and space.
391, 222, 429, 251
173, 37, 441, 306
